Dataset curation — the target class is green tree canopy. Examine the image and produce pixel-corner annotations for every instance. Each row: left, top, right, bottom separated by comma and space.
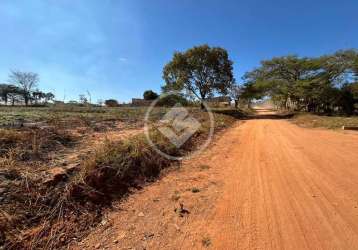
143, 90, 159, 100
105, 99, 119, 107
162, 44, 235, 108
240, 49, 358, 114
0, 84, 23, 105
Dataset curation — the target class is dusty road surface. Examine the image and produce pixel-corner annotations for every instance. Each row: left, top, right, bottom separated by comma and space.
75, 110, 358, 250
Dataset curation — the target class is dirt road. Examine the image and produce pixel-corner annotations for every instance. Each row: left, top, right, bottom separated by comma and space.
76, 110, 358, 250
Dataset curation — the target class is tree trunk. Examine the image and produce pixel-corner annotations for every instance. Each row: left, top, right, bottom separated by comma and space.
200, 94, 206, 110
24, 95, 29, 106
200, 102, 205, 110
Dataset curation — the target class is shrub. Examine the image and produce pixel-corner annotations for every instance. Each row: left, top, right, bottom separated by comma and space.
157, 94, 188, 107
104, 99, 119, 107
70, 130, 188, 202
143, 90, 159, 100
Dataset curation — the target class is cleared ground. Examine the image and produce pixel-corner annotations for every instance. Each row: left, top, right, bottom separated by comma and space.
77, 109, 358, 249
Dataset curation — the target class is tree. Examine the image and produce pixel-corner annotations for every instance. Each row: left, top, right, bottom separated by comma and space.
143, 90, 159, 100
86, 90, 92, 104
0, 84, 21, 105
157, 93, 188, 107
162, 44, 235, 109
32, 90, 46, 105
45, 92, 55, 103
8, 70, 39, 106
239, 82, 266, 108
242, 55, 322, 110
79, 94, 88, 104
8, 91, 23, 106
105, 99, 119, 107
241, 49, 358, 114
228, 84, 242, 108
31, 91, 54, 105
0, 84, 10, 104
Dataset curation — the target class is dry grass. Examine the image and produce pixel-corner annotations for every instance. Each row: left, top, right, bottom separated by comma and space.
0, 107, 238, 249
292, 113, 358, 129
0, 106, 167, 128
0, 127, 74, 162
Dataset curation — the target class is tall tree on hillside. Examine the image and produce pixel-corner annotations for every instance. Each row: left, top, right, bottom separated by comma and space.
162, 44, 235, 109
8, 70, 39, 106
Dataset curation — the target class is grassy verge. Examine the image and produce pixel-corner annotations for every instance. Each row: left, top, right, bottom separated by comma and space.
291, 113, 358, 129
1, 110, 237, 249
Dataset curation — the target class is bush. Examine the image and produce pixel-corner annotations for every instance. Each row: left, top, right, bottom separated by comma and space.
157, 94, 188, 107
143, 90, 159, 100
71, 130, 188, 202
104, 99, 119, 107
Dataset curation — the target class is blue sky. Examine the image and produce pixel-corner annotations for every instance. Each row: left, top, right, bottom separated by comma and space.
0, 0, 357, 103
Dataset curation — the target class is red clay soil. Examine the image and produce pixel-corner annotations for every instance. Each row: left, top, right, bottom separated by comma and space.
72, 110, 358, 250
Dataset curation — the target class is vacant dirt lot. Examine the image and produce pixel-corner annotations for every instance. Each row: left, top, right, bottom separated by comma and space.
0, 106, 238, 249
76, 109, 358, 250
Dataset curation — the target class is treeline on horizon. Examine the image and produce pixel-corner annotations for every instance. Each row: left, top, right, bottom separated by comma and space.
1, 46, 357, 116
240, 49, 358, 115
0, 70, 54, 106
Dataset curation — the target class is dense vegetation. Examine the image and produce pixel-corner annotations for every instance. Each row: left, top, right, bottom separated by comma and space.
240, 49, 358, 115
